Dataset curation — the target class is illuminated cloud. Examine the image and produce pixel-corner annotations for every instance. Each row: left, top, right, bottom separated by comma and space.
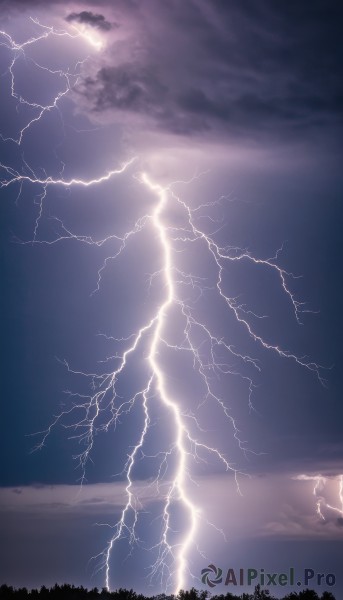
65, 11, 114, 32
71, 0, 343, 146
1, 0, 341, 145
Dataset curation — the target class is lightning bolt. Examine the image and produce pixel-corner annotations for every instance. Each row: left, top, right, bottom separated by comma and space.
1, 20, 326, 594
0, 18, 101, 146
296, 474, 343, 521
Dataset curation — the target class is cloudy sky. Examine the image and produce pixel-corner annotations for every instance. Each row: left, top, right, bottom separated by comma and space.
0, 1, 342, 598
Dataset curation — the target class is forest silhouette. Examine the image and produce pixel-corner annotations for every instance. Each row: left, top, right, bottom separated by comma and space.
0, 584, 336, 600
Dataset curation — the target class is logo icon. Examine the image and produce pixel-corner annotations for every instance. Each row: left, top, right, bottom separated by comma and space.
201, 564, 223, 588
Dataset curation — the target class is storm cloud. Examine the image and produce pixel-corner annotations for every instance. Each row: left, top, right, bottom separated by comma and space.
1, 0, 342, 143
71, 0, 343, 143
65, 10, 113, 32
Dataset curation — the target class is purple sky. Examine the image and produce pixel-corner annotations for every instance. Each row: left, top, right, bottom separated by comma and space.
0, 1, 342, 598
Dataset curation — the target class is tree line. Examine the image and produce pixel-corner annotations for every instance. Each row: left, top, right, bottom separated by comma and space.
0, 584, 336, 600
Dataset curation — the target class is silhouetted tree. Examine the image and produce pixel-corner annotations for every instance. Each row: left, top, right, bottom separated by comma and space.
111, 589, 138, 600
251, 585, 272, 599
177, 588, 204, 600
212, 593, 240, 600
0, 584, 337, 600
15, 589, 28, 600
298, 591, 319, 600
153, 594, 175, 600
0, 586, 14, 600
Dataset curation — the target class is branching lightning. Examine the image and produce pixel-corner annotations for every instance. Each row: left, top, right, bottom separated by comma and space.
0, 19, 97, 146
1, 20, 326, 594
296, 474, 343, 522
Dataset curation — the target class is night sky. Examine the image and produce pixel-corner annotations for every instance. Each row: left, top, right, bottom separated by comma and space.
0, 1, 342, 598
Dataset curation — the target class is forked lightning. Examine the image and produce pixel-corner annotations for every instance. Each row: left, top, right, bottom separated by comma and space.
0, 20, 325, 594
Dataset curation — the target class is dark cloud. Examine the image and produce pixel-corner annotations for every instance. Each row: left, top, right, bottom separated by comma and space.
86, 64, 167, 112
65, 10, 113, 31
78, 496, 106, 505
0, 0, 341, 142
31, 482, 51, 489
74, 0, 343, 143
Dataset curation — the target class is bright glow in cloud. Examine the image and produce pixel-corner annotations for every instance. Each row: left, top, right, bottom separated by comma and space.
69, 24, 105, 51
296, 474, 343, 522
